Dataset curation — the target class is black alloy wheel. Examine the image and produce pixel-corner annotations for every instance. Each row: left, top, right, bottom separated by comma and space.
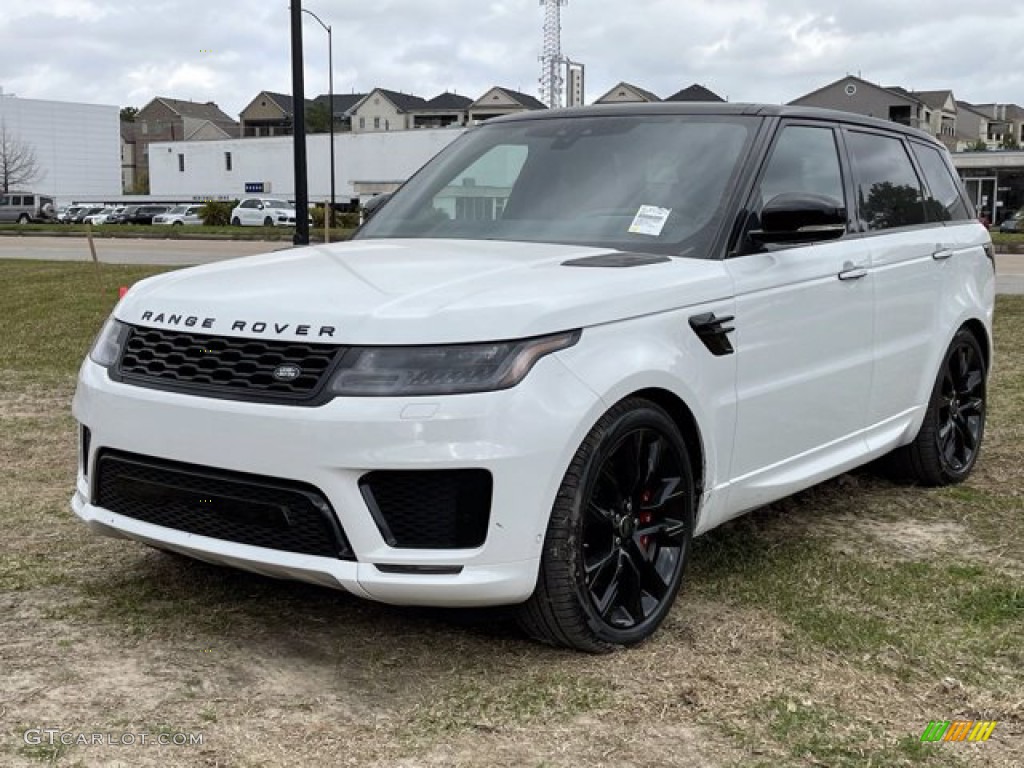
518, 398, 694, 652
935, 334, 986, 475
886, 328, 987, 485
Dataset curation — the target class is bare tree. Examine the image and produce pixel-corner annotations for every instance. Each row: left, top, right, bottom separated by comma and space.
0, 120, 43, 192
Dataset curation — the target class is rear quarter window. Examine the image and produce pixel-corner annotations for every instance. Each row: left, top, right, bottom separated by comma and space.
909, 142, 971, 222
845, 130, 928, 231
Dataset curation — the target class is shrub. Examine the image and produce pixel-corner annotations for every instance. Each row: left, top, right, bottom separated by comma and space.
200, 201, 238, 226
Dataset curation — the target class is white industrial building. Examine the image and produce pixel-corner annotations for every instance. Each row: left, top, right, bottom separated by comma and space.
0, 93, 120, 202
149, 129, 466, 204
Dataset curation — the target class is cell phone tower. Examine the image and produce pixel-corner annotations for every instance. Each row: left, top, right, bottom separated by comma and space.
539, 0, 568, 109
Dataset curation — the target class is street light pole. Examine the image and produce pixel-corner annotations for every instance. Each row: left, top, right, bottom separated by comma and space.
302, 8, 335, 230
290, 2, 309, 245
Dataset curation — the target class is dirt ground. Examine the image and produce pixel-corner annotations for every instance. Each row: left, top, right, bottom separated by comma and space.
2, 290, 1022, 767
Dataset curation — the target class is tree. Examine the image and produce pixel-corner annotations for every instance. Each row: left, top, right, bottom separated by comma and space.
0, 120, 43, 192
1000, 134, 1020, 151
968, 138, 989, 152
120, 106, 139, 122
305, 101, 332, 133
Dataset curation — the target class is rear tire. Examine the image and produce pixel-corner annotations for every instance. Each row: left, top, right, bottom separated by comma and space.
517, 398, 694, 652
885, 328, 987, 485
17, 214, 30, 224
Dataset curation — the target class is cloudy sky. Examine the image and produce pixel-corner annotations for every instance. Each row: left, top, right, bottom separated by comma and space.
0, 0, 1021, 117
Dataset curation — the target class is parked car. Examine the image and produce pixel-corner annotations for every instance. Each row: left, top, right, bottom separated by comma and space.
121, 205, 170, 225
999, 211, 1023, 233
230, 198, 300, 227
105, 206, 138, 225
153, 204, 204, 226
84, 207, 123, 226
0, 192, 56, 223
70, 206, 104, 224
72, 104, 994, 652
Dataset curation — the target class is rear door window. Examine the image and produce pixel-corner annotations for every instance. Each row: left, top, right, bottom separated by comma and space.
844, 130, 928, 231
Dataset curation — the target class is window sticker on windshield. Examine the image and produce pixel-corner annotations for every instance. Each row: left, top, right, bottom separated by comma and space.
628, 205, 671, 236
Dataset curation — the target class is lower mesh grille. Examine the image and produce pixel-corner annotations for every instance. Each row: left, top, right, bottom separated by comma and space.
359, 470, 492, 549
95, 451, 354, 559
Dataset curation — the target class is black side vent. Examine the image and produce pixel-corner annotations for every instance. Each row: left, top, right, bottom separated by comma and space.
689, 312, 736, 356
359, 470, 492, 549
562, 253, 671, 268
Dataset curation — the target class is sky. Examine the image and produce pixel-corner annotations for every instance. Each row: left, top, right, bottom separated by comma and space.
0, 0, 1021, 118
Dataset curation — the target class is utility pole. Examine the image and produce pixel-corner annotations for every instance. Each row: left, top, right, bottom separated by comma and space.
302, 8, 335, 230
290, 2, 310, 245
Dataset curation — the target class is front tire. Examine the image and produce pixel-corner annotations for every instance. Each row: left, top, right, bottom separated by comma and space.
231, 217, 241, 226
518, 398, 694, 652
887, 328, 987, 485
17, 214, 30, 224
263, 216, 274, 227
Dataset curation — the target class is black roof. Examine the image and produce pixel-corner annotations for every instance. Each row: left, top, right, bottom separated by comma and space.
373, 88, 429, 112
425, 91, 473, 110
314, 93, 366, 115
487, 102, 940, 143
664, 84, 725, 102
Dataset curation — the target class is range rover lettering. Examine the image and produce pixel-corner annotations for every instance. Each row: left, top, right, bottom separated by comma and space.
72, 104, 994, 652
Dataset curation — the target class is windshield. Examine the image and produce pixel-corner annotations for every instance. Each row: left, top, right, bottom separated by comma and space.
355, 114, 757, 255
167, 205, 187, 214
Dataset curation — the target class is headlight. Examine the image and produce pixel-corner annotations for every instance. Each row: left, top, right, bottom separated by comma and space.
328, 330, 581, 396
88, 317, 127, 368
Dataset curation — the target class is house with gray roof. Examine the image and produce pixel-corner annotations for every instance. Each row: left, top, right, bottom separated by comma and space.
664, 84, 725, 102
468, 87, 547, 123
132, 96, 239, 190
593, 82, 661, 104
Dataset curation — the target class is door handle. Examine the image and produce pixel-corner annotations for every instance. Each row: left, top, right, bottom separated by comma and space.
838, 261, 868, 280
932, 247, 954, 261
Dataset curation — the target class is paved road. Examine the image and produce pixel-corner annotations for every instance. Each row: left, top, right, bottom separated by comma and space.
0, 236, 287, 266
1, 236, 1022, 294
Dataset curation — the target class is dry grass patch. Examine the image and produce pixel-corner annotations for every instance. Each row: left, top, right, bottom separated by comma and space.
0, 263, 1021, 767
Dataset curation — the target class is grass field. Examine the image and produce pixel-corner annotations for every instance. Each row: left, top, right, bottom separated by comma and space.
1, 259, 1021, 767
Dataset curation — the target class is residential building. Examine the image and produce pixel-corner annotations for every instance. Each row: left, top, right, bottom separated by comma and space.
593, 82, 660, 104
468, 87, 547, 123
411, 92, 473, 129
239, 91, 310, 137
955, 101, 991, 150
350, 88, 429, 133
789, 76, 932, 130
968, 103, 1024, 148
665, 84, 725, 102
133, 97, 239, 189
315, 92, 367, 132
0, 94, 119, 202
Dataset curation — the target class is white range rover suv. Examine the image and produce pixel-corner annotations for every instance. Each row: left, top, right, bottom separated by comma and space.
72, 104, 994, 651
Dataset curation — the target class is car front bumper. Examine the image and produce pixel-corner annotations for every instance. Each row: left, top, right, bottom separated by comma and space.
71, 354, 601, 607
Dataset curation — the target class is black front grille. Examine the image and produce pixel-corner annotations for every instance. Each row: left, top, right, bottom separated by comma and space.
359, 470, 492, 549
114, 325, 341, 404
95, 451, 354, 559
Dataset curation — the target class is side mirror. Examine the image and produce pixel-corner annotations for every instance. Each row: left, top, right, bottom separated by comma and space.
749, 193, 847, 245
362, 193, 391, 223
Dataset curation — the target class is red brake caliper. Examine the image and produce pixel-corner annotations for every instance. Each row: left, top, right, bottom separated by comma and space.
639, 490, 653, 550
